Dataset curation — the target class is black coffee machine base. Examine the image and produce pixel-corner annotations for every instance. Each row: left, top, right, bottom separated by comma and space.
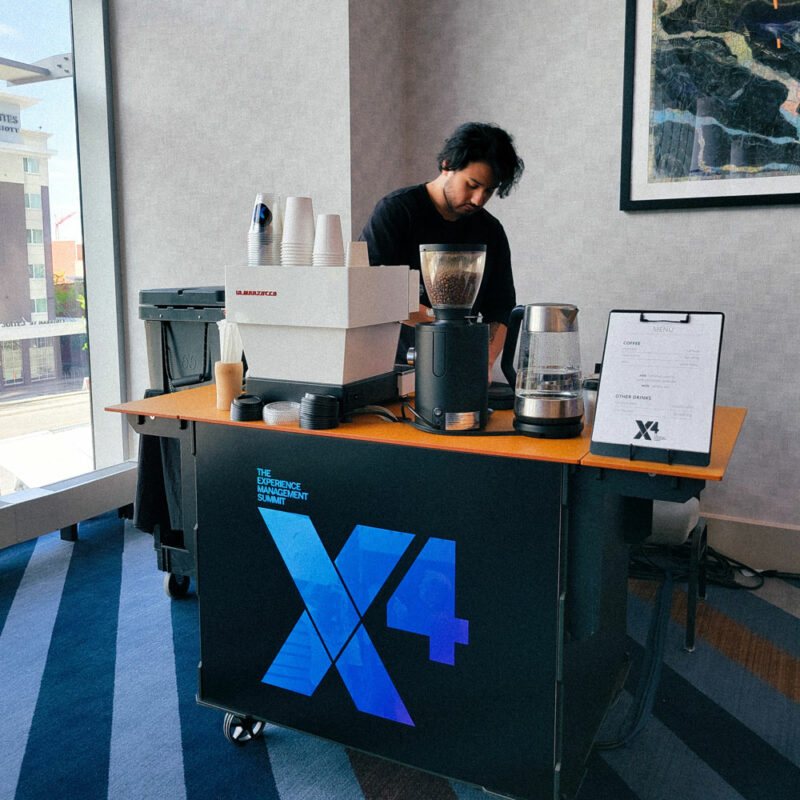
409, 413, 485, 436
488, 382, 514, 410
245, 371, 402, 419
413, 319, 489, 435
513, 416, 584, 439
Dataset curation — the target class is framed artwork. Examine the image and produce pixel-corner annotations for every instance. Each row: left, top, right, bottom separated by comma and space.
621, 0, 800, 210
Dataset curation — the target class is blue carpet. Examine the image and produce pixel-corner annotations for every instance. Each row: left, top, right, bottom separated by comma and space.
0, 516, 798, 799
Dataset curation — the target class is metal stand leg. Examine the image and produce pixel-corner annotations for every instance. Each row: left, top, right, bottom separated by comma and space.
60, 523, 78, 541
684, 519, 707, 652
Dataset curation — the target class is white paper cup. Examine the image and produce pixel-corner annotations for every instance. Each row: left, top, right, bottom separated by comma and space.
346, 240, 370, 267
312, 214, 344, 265
282, 196, 315, 246
281, 242, 313, 266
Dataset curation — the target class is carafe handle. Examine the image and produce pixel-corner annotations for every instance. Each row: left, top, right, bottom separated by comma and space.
500, 304, 525, 388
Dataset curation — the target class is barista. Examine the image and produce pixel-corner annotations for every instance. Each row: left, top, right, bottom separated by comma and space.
360, 122, 524, 381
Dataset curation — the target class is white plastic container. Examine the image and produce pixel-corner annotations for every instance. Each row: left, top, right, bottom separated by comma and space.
263, 401, 300, 425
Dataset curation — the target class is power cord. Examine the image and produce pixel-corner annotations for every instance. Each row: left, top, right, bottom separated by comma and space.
595, 569, 674, 750
595, 540, 787, 751
759, 570, 800, 582
630, 542, 766, 591
347, 405, 400, 423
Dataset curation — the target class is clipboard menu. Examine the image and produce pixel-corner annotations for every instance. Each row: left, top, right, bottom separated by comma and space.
590, 311, 724, 466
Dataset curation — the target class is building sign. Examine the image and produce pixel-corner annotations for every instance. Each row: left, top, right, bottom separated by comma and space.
0, 101, 22, 144
0, 317, 86, 342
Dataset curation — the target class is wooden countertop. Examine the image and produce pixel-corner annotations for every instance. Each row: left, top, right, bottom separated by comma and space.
581, 406, 746, 482
107, 385, 745, 479
107, 385, 590, 464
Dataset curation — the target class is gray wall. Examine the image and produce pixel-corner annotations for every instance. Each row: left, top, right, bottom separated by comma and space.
109, 0, 353, 400
109, 0, 798, 560
349, 0, 408, 238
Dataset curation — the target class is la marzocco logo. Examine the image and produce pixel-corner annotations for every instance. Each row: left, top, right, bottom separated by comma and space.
235, 289, 277, 296
259, 508, 468, 726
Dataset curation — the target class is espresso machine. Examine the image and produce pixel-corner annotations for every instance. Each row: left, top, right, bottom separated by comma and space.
224, 264, 418, 414
501, 303, 585, 438
408, 244, 489, 433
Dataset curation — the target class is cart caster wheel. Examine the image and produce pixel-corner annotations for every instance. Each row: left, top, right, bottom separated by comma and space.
164, 573, 191, 598
223, 713, 265, 745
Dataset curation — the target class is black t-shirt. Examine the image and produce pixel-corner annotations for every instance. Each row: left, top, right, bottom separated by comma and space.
359, 183, 516, 325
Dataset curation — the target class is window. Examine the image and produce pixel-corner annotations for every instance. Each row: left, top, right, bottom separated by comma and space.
1, 342, 23, 385
29, 277, 47, 300
0, 0, 128, 513
30, 337, 56, 381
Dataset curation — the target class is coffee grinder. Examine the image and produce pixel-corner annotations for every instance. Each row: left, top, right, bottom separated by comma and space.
408, 244, 489, 433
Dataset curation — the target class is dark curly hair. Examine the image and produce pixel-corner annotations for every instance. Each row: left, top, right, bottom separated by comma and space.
436, 122, 524, 198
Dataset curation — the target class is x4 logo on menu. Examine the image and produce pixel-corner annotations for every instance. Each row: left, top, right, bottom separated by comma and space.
634, 419, 660, 440
258, 508, 469, 726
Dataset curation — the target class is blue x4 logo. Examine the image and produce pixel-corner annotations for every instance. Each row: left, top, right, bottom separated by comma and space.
259, 508, 469, 726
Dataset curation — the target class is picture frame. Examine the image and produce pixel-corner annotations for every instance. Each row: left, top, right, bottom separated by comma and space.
620, 0, 800, 210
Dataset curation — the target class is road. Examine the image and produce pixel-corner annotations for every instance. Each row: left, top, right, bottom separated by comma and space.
0, 392, 91, 439
0, 392, 92, 494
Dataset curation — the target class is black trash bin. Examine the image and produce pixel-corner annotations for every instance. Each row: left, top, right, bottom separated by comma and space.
135, 286, 225, 597
139, 286, 225, 392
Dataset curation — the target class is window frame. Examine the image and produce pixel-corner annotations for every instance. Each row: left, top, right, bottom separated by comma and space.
71, 0, 129, 469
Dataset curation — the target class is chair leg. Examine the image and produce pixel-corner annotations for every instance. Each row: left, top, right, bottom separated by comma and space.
697, 522, 708, 600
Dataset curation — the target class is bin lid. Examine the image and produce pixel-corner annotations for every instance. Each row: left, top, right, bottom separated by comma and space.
139, 286, 225, 308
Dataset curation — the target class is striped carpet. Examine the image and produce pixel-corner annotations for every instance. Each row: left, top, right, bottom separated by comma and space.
0, 513, 798, 800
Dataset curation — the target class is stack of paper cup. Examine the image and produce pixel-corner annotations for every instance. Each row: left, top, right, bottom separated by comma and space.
346, 241, 370, 267
264, 196, 282, 265
247, 193, 282, 266
281, 197, 315, 266
312, 214, 345, 267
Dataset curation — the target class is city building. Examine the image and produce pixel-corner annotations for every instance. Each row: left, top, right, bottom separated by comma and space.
0, 89, 86, 397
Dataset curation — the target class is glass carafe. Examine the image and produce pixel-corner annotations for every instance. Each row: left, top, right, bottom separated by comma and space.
503, 304, 584, 437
